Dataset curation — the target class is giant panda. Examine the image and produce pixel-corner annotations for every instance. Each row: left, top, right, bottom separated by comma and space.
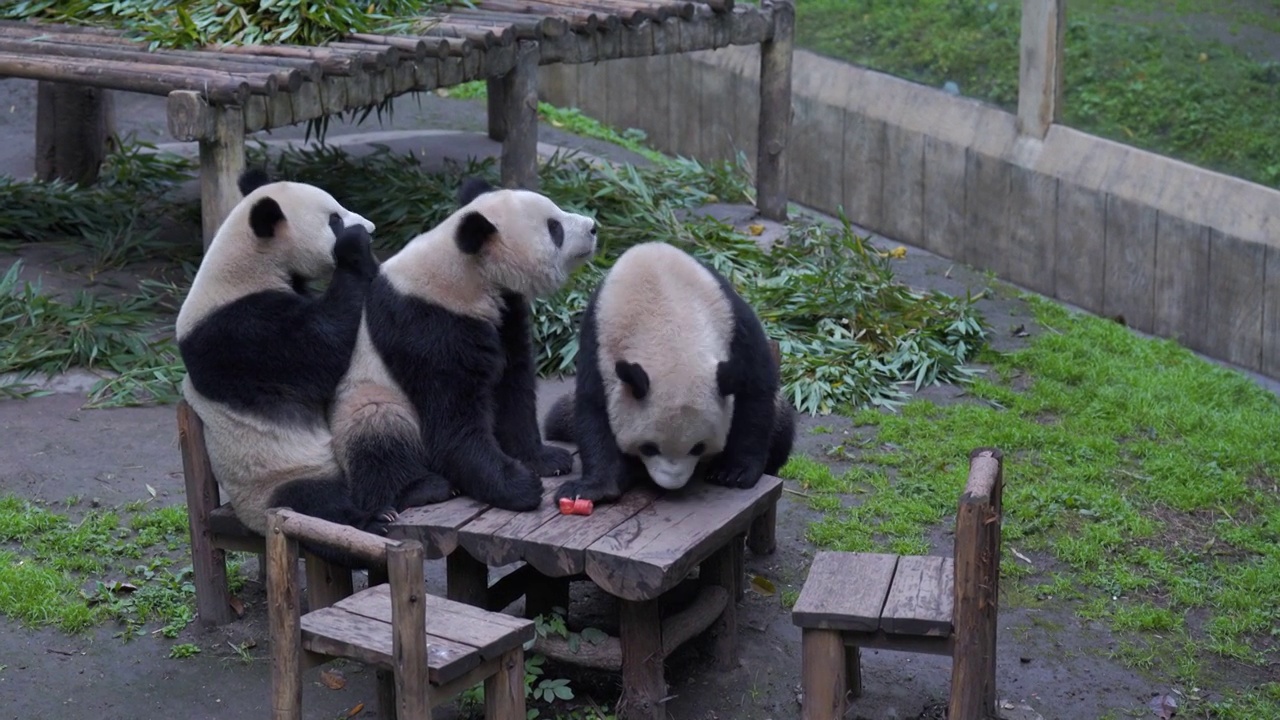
329, 178, 599, 517
545, 241, 796, 504
176, 168, 397, 541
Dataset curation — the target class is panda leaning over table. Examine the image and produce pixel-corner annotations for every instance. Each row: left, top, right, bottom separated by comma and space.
544, 240, 797, 509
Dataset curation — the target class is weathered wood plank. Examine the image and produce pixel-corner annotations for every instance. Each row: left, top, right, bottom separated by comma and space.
617, 599, 664, 720
266, 511, 302, 720
300, 606, 481, 685
801, 629, 848, 720
521, 483, 660, 577
584, 475, 783, 602
335, 584, 533, 661
879, 555, 954, 637
963, 150, 1011, 276
1005, 163, 1058, 294
1054, 181, 1107, 314
756, 0, 794, 220
390, 496, 490, 559
791, 552, 898, 633
921, 135, 966, 257
178, 401, 234, 627
198, 105, 245, 250
387, 541, 432, 719
1016, 0, 1065, 139
1206, 231, 1267, 370
457, 480, 563, 567
500, 40, 540, 189
1266, 246, 1280, 379
843, 112, 886, 233
881, 124, 924, 246
1103, 193, 1158, 332
1153, 213, 1210, 350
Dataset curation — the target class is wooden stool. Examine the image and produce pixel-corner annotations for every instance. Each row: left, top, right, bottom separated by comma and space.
791, 448, 1005, 720
266, 508, 534, 720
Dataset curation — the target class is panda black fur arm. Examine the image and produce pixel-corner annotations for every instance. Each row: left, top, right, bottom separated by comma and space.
365, 275, 544, 511
491, 291, 575, 476
179, 224, 378, 426
701, 262, 783, 489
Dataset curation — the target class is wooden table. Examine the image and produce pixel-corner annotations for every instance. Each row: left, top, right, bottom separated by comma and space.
388, 471, 783, 720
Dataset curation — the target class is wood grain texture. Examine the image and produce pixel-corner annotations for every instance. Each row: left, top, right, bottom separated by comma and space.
1016, 0, 1065, 138
791, 552, 899, 633
389, 495, 490, 559
962, 150, 1011, 277
843, 112, 886, 233
484, 648, 526, 720
1103, 193, 1158, 332
178, 401, 234, 627
1054, 181, 1107, 314
300, 606, 481, 685
801, 628, 847, 720
499, 40, 540, 190
1206, 231, 1267, 370
879, 555, 955, 637
756, 0, 794, 220
457, 481, 562, 567
198, 105, 245, 249
35, 82, 113, 186
1005, 163, 1058, 294
266, 511, 302, 720
701, 538, 741, 670
584, 475, 783, 601
881, 124, 925, 245
388, 542, 432, 719
303, 549, 354, 612
521, 484, 660, 576
1153, 213, 1210, 349
617, 599, 664, 720
921, 136, 967, 257
1266, 246, 1280, 379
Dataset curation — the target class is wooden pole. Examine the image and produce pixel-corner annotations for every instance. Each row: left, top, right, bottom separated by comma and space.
34, 82, 113, 186
756, 0, 794, 221
267, 509, 303, 720
499, 40, 540, 190
486, 76, 508, 141
199, 105, 246, 250
1016, 0, 1066, 139
800, 628, 846, 720
947, 447, 1004, 720
483, 647, 527, 720
388, 540, 432, 720
176, 401, 234, 627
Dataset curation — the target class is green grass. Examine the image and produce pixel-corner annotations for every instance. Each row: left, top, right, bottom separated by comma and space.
794, 0, 1280, 189
780, 295, 1280, 716
0, 495, 244, 641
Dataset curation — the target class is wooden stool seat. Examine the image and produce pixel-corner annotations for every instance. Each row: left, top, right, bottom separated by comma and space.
793, 552, 955, 641
301, 583, 534, 687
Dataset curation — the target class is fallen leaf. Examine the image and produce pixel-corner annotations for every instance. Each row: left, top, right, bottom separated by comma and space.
887, 245, 907, 259
1149, 693, 1177, 719
145, 484, 157, 498
749, 575, 776, 596
747, 223, 766, 236
321, 669, 347, 690
1010, 547, 1034, 567
345, 702, 365, 718
228, 595, 245, 618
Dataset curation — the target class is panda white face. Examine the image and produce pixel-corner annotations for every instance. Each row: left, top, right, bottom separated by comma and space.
242, 181, 376, 280
465, 188, 598, 299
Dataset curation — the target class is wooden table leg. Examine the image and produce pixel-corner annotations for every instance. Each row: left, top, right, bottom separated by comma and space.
747, 501, 778, 556
618, 598, 664, 720
446, 551, 489, 606
701, 537, 742, 670
801, 628, 847, 720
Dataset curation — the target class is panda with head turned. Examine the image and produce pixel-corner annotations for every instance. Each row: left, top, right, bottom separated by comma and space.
329, 178, 599, 517
176, 168, 397, 543
545, 241, 796, 504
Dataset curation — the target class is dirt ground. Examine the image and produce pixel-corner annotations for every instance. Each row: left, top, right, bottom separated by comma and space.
1, 77, 1275, 720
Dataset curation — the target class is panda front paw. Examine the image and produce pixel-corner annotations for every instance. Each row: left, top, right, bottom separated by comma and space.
363, 505, 400, 536
495, 462, 544, 512
333, 225, 378, 279
527, 444, 575, 477
554, 475, 618, 504
705, 458, 765, 490
397, 473, 455, 510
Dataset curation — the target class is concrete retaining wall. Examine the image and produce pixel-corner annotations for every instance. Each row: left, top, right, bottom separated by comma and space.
537, 47, 1280, 379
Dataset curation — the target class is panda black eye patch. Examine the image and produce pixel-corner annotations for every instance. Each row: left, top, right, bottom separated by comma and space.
547, 218, 564, 248
639, 443, 660, 457
328, 212, 343, 236
689, 442, 706, 457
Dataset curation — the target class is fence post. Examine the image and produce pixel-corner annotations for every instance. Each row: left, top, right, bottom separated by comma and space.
1017, 0, 1067, 139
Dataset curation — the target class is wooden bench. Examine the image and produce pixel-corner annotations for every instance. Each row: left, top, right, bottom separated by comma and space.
791, 448, 1005, 720
265, 507, 534, 720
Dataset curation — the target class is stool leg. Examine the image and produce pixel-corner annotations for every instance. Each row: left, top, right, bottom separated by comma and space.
375, 669, 397, 720
484, 647, 526, 720
618, 598, 664, 720
801, 628, 846, 720
446, 552, 488, 606
701, 539, 741, 670
846, 644, 862, 698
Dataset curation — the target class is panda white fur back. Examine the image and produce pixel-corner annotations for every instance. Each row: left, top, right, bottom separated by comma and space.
330, 178, 598, 517
546, 241, 796, 503
176, 169, 389, 546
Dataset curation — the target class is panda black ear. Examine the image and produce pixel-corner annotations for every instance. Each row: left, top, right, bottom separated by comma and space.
248, 197, 285, 239
716, 361, 739, 397
458, 177, 497, 206
237, 167, 272, 197
456, 210, 498, 255
615, 361, 650, 401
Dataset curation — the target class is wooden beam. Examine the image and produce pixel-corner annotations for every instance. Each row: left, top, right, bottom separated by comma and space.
756, 0, 794, 220
499, 40, 540, 190
198, 105, 246, 250
35, 82, 114, 186
177, 401, 234, 627
266, 510, 303, 720
1016, 0, 1066, 139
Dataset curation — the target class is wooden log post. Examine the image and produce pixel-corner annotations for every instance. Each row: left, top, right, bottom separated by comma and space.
617, 599, 665, 720
35, 82, 114, 186
484, 647, 527, 720
1016, 0, 1066, 139
388, 540, 432, 720
701, 538, 741, 670
266, 510, 303, 720
177, 401, 234, 627
486, 76, 508, 141
498, 40, 540, 190
756, 0, 795, 221
199, 105, 247, 250
947, 448, 1005, 720
800, 628, 847, 720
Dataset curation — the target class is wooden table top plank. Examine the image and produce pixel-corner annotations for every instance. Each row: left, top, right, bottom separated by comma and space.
299, 605, 482, 684
519, 482, 662, 577
583, 474, 783, 601
791, 551, 900, 633
388, 495, 491, 557
879, 555, 954, 637
332, 584, 535, 660
456, 478, 567, 566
